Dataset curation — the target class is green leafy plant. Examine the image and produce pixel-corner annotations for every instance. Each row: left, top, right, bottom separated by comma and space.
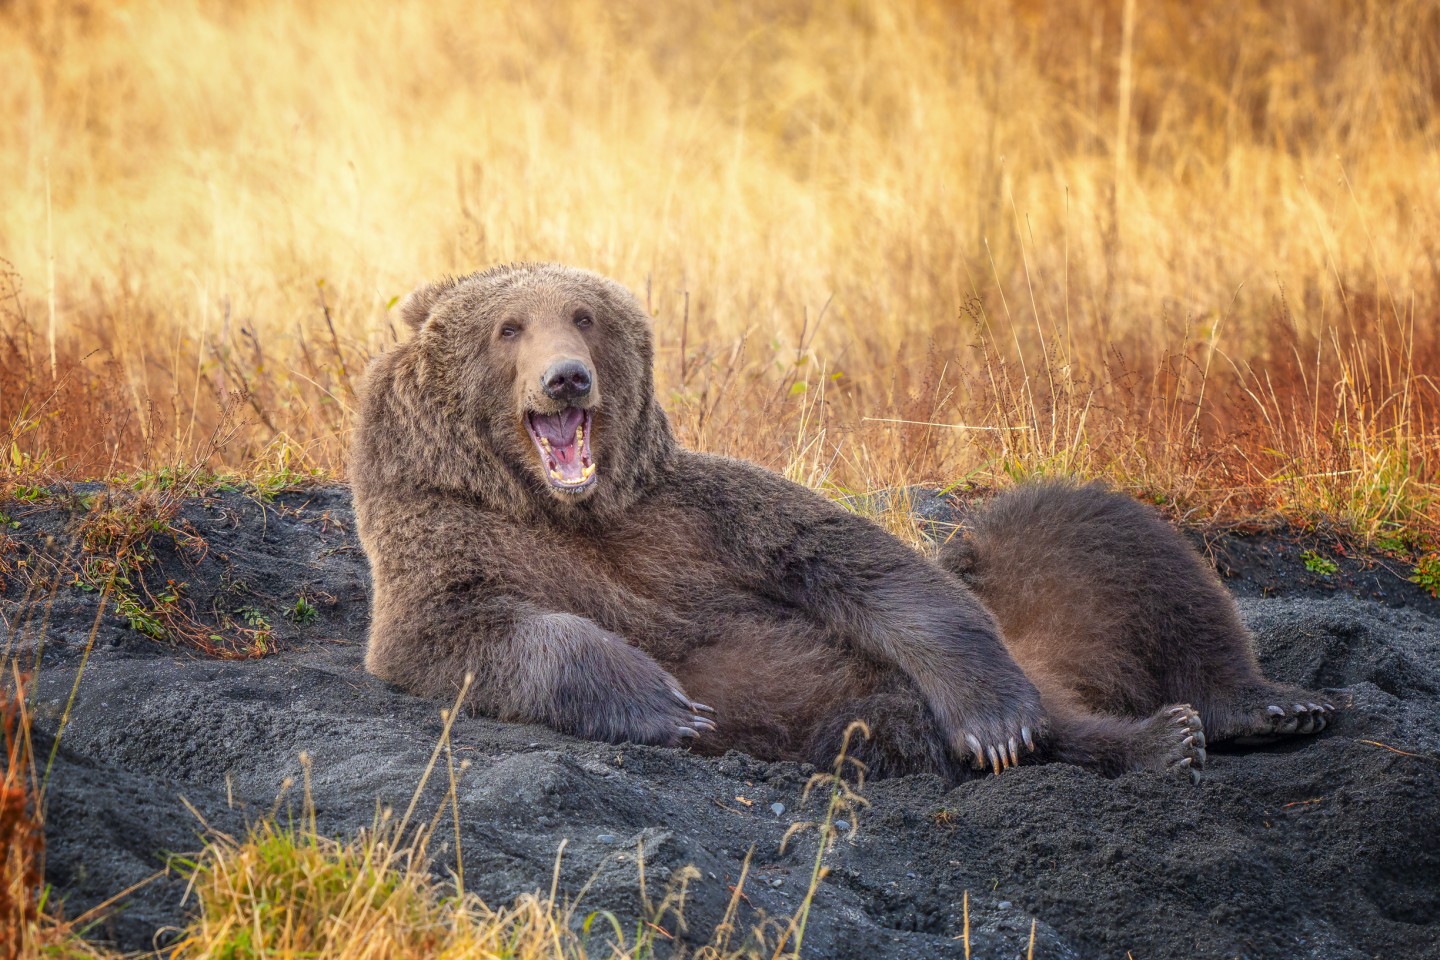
288, 596, 319, 625
236, 604, 275, 654
12, 484, 47, 503
1411, 554, 1440, 598
114, 578, 186, 640
1301, 550, 1338, 576
236, 605, 272, 631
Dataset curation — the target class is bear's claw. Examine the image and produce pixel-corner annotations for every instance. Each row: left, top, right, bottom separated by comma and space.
671, 688, 714, 714
966, 728, 1038, 775
1161, 704, 1206, 783
1228, 697, 1334, 742
666, 687, 719, 742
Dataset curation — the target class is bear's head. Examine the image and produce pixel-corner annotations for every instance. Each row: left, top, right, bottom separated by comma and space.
360, 263, 675, 517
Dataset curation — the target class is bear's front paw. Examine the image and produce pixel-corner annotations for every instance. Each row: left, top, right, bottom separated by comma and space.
552, 644, 717, 747
585, 681, 716, 747
936, 691, 1047, 775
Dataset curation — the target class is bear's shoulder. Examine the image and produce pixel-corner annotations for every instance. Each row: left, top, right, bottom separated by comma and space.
662, 449, 833, 513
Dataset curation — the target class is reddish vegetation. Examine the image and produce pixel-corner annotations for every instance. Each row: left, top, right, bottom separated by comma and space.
4, 270, 1436, 542
1, 678, 43, 960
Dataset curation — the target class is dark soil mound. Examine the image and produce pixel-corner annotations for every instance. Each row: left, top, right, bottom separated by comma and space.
3, 485, 1437, 959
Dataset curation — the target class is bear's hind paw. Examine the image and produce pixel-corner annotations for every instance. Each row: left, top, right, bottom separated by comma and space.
1135, 704, 1207, 783
1209, 683, 1340, 744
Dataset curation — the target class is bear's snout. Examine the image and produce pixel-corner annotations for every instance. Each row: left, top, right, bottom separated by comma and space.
542, 359, 594, 404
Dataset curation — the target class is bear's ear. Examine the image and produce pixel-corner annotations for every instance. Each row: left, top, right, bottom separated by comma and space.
397, 276, 460, 331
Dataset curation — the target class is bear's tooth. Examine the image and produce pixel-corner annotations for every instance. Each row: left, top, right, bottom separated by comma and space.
582, 463, 596, 479
575, 426, 584, 443
549, 469, 562, 481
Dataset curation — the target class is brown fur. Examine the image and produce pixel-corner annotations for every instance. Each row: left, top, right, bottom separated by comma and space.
350, 263, 1046, 783
941, 479, 1340, 775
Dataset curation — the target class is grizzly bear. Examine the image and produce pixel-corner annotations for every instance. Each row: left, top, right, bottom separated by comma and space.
941, 479, 1338, 764
349, 263, 1202, 782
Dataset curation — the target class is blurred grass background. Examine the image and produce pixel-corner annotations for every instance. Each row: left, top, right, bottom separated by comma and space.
2, 0, 1438, 537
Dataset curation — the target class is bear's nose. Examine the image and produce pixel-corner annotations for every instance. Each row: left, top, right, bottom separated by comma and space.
541, 359, 593, 403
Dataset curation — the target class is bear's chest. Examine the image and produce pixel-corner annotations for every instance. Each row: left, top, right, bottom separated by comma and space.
492, 510, 786, 654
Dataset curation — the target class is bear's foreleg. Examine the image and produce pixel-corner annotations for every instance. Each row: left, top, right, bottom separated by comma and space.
785, 552, 1047, 774
873, 598, 1046, 774
502, 611, 718, 745
368, 600, 715, 746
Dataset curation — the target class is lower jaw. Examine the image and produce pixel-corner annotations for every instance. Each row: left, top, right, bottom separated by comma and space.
537, 453, 596, 494
545, 471, 597, 495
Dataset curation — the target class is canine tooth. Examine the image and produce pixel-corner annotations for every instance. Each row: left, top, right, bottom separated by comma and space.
550, 470, 562, 481
582, 463, 596, 478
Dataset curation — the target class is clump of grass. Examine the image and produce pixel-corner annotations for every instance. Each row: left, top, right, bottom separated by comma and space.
168, 814, 609, 960
6, 479, 282, 659
66, 490, 237, 654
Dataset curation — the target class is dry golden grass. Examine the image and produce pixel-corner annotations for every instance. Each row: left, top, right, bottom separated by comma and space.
160, 723, 873, 960
3, 0, 1439, 540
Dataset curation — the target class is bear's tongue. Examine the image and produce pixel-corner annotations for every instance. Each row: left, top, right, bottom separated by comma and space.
528, 409, 595, 488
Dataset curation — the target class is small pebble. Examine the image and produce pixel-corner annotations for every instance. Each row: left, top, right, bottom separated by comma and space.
906, 872, 916, 879
770, 802, 785, 816
770, 878, 784, 887
597, 834, 617, 844
997, 900, 1012, 909
834, 819, 851, 832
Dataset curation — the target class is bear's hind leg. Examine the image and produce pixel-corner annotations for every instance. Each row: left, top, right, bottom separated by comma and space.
1041, 703, 1207, 781
1155, 639, 1339, 742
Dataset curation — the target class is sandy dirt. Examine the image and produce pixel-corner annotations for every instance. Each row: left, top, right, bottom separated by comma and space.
3, 485, 1437, 959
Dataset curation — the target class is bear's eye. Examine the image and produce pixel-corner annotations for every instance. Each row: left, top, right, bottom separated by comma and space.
498, 322, 521, 340
573, 311, 594, 330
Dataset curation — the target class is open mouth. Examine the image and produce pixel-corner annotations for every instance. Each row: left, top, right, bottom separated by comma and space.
525, 408, 596, 493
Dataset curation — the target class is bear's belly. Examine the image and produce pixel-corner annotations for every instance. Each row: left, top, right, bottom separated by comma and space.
474, 510, 895, 757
